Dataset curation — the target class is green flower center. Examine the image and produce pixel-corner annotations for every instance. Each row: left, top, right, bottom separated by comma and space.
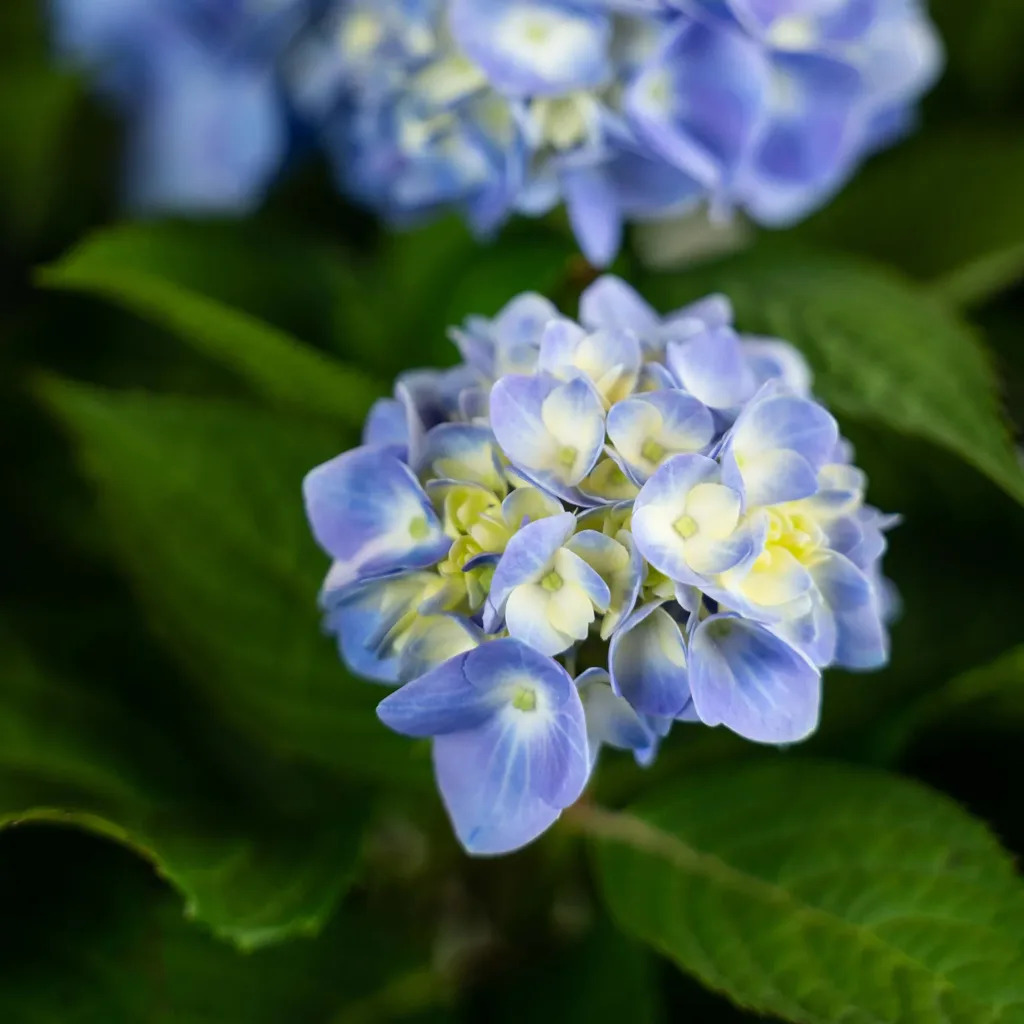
641, 438, 665, 463
674, 514, 698, 540
541, 570, 564, 592
512, 686, 538, 712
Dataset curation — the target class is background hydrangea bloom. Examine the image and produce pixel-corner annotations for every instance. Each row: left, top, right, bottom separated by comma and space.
303, 277, 898, 854
51, 0, 942, 258
48, 0, 308, 211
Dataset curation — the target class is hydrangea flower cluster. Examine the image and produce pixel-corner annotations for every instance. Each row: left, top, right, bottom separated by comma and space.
315, 0, 942, 262
304, 278, 897, 854
48, 0, 309, 211
52, 0, 941, 260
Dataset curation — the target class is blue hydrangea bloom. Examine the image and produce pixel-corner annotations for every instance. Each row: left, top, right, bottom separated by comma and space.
49, 0, 308, 212
304, 277, 898, 854
300, 0, 942, 262
53, 0, 941, 254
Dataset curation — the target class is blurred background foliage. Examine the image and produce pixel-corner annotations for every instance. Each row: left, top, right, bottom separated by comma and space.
1, 0, 1023, 1021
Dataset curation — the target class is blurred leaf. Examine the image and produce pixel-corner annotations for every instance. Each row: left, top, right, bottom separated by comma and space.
38, 377, 430, 788
39, 225, 386, 424
372, 218, 578, 369
933, 242, 1024, 311
876, 644, 1024, 764
586, 760, 1024, 1024
0, 68, 83, 242
644, 245, 1024, 506
485, 914, 663, 1024
929, 0, 1024, 107
804, 129, 1024, 304
0, 829, 450, 1022
0, 634, 367, 951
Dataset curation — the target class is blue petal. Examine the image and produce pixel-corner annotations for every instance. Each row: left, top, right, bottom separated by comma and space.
121, 34, 285, 214
742, 338, 813, 397
626, 19, 769, 191
398, 615, 485, 682
490, 373, 606, 492
732, 448, 820, 508
579, 276, 660, 337
377, 650, 500, 738
432, 640, 589, 855
607, 389, 715, 483
304, 447, 450, 588
450, 0, 612, 98
610, 602, 691, 717
666, 325, 757, 410
566, 529, 641, 639
689, 614, 821, 743
418, 423, 505, 492
485, 512, 575, 631
577, 668, 655, 765
632, 454, 734, 584
453, 292, 558, 380
433, 730, 563, 855
323, 571, 438, 684
664, 293, 734, 334
741, 53, 863, 226
362, 397, 409, 457
811, 553, 889, 670
563, 165, 623, 267
730, 390, 839, 468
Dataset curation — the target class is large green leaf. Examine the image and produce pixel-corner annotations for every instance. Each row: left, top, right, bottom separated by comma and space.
0, 829, 451, 1022
643, 245, 1024, 506
804, 129, 1024, 304
0, 634, 366, 951
38, 223, 386, 424
38, 378, 429, 788
586, 760, 1024, 1024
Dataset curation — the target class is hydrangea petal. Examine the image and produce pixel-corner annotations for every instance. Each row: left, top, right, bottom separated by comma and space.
689, 614, 821, 743
811, 552, 888, 670
304, 447, 450, 589
608, 390, 715, 483
418, 422, 505, 492
490, 374, 605, 493
666, 326, 757, 410
580, 275, 660, 337
398, 614, 485, 681
609, 602, 691, 717
577, 668, 655, 765
450, 0, 612, 98
323, 571, 439, 684
485, 511, 576, 630
362, 397, 409, 455
376, 650, 502, 737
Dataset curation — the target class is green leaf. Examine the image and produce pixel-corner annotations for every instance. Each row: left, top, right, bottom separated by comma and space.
37, 377, 429, 788
643, 245, 1024, 506
804, 129, 1024, 304
374, 218, 578, 370
0, 634, 367, 951
585, 760, 1024, 1024
876, 645, 1024, 764
0, 830, 451, 1022
0, 68, 82, 241
928, 0, 1024, 107
38, 223, 386, 424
